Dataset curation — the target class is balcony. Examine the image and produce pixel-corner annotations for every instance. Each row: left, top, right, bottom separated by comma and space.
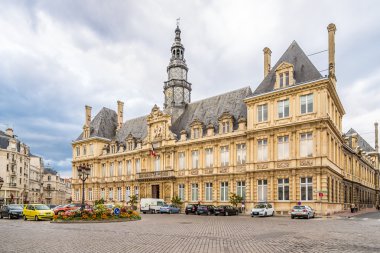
8, 183, 17, 188
136, 170, 175, 181
10, 170, 16, 176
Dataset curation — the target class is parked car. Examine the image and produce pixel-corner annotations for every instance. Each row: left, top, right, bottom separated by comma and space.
290, 205, 315, 219
0, 204, 24, 219
185, 204, 199, 215
196, 205, 215, 215
23, 204, 54, 221
214, 205, 239, 216
159, 205, 180, 214
140, 198, 166, 214
251, 203, 275, 217
53, 204, 81, 215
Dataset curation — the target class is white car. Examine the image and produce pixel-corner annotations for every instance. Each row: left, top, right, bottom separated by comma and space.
140, 198, 166, 214
251, 203, 275, 217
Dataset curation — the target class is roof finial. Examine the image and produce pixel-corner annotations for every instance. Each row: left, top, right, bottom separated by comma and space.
176, 17, 180, 27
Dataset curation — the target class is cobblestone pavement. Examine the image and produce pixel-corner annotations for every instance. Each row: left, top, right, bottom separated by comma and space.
1, 213, 380, 253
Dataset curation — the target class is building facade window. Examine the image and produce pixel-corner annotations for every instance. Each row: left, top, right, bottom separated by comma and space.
205, 182, 213, 201
258, 179, 268, 202
178, 184, 185, 201
300, 94, 313, 114
100, 188, 105, 200
118, 161, 122, 176
126, 186, 131, 202
278, 99, 290, 118
179, 152, 186, 170
76, 147, 80, 157
278, 136, 289, 160
257, 104, 268, 122
75, 190, 79, 201
236, 144, 246, 165
221, 122, 230, 134
127, 160, 132, 175
108, 188, 113, 200
193, 128, 200, 138
83, 145, 87, 156
88, 188, 93, 201
279, 71, 289, 88
154, 156, 160, 171
109, 163, 114, 177
300, 133, 313, 157
237, 181, 246, 200
134, 186, 139, 197
191, 183, 198, 202
102, 164, 106, 177
300, 177, 313, 201
220, 181, 229, 201
89, 144, 94, 155
278, 178, 289, 200
257, 139, 268, 162
135, 159, 141, 173
192, 150, 199, 169
117, 187, 122, 201
220, 146, 229, 166
205, 148, 213, 168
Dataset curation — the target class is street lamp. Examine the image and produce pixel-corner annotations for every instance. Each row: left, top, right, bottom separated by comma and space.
77, 165, 91, 211
0, 177, 4, 190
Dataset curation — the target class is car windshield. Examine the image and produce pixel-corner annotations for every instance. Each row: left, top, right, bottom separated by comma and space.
157, 201, 165, 206
255, 204, 266, 208
293, 206, 305, 209
9, 205, 23, 210
35, 205, 50, 210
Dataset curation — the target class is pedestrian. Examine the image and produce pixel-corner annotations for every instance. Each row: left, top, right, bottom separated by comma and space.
241, 201, 245, 214
350, 203, 354, 213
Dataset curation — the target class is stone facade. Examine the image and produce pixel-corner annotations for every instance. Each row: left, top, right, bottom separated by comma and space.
29, 155, 44, 203
42, 167, 71, 205
71, 24, 379, 215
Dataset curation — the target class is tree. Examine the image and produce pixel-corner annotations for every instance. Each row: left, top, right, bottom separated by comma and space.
128, 194, 138, 210
229, 193, 243, 208
171, 195, 183, 208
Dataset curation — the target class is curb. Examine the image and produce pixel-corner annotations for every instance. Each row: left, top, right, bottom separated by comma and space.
51, 219, 140, 224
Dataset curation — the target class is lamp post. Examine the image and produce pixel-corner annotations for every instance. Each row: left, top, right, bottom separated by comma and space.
77, 165, 91, 211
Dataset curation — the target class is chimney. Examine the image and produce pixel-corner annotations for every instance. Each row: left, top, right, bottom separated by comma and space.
327, 23, 337, 83
375, 122, 379, 152
6, 128, 14, 137
85, 105, 92, 127
117, 100, 124, 130
263, 47, 272, 78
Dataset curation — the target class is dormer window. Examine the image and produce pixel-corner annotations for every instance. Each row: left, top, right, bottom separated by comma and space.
218, 111, 233, 134
222, 122, 230, 133
193, 128, 200, 139
279, 72, 289, 88
275, 62, 294, 89
111, 145, 116, 154
190, 119, 204, 139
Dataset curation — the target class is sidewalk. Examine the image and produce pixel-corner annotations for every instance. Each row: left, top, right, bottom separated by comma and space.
333, 207, 377, 218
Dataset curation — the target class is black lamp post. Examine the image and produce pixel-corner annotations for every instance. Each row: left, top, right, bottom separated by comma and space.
77, 165, 91, 211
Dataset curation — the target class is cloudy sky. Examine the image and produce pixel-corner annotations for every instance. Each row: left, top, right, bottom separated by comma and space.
0, 0, 379, 178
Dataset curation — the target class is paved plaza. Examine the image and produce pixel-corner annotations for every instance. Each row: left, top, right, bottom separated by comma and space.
1, 212, 380, 253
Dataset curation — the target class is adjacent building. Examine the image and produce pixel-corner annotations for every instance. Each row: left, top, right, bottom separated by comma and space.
42, 167, 71, 205
71, 24, 379, 215
28, 155, 44, 203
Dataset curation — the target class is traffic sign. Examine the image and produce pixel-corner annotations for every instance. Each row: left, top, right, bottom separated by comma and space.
114, 208, 120, 215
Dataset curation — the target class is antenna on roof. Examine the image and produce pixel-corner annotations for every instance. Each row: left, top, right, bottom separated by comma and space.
307, 49, 327, 57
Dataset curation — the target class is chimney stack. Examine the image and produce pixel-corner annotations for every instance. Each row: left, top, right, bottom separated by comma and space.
327, 23, 337, 83
117, 100, 124, 130
85, 105, 92, 127
6, 128, 14, 137
375, 122, 379, 152
263, 47, 272, 78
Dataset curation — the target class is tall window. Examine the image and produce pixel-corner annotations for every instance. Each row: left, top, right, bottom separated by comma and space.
237, 181, 246, 200
279, 72, 289, 88
278, 99, 289, 118
126, 186, 131, 202
126, 160, 132, 175
75, 190, 79, 201
258, 179, 267, 202
109, 163, 114, 177
76, 147, 80, 157
135, 159, 141, 173
236, 144, 246, 165
220, 182, 229, 201
88, 188, 93, 201
100, 188, 105, 199
300, 94, 313, 114
192, 150, 199, 169
278, 178, 289, 200
257, 139, 268, 162
154, 156, 160, 171
101, 164, 106, 177
222, 122, 230, 133
205, 148, 213, 168
179, 152, 186, 170
257, 104, 268, 122
89, 144, 94, 155
300, 133, 313, 157
134, 186, 139, 197
108, 188, 113, 200
83, 145, 87, 156
117, 187, 122, 201
193, 128, 200, 138
278, 136, 289, 160
300, 177, 313, 201
220, 146, 229, 166
118, 161, 122, 176
178, 184, 185, 201
205, 183, 213, 201
191, 183, 198, 202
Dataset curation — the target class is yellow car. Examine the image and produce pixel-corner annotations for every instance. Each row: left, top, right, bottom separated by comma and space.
23, 204, 54, 221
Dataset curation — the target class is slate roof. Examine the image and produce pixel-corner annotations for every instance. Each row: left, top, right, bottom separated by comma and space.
346, 128, 375, 152
0, 130, 21, 151
252, 41, 323, 96
44, 167, 58, 175
116, 116, 148, 142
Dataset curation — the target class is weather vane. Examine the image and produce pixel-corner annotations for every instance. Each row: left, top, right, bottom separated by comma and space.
176, 17, 180, 27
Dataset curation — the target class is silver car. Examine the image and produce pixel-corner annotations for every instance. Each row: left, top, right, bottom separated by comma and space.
290, 205, 315, 219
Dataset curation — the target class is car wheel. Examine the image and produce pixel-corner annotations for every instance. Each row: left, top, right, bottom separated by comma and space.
291, 215, 294, 219
264, 212, 267, 217
8, 214, 12, 219
185, 212, 188, 215
0, 213, 3, 219
169, 210, 172, 214
307, 214, 310, 219
214, 214, 218, 216
152, 210, 155, 214
143, 212, 146, 214
34, 216, 39, 221
23, 215, 27, 221
225, 212, 229, 216
207, 211, 211, 216
312, 213, 315, 218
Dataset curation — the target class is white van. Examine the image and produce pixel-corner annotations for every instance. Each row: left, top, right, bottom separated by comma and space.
140, 198, 165, 214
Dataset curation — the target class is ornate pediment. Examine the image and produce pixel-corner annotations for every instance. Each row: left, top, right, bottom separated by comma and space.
146, 104, 176, 142
218, 111, 233, 121
190, 118, 203, 128
276, 61, 294, 71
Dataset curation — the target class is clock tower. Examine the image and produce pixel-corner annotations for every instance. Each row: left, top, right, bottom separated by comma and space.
163, 24, 192, 111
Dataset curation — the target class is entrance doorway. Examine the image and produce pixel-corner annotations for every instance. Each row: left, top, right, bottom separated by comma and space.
152, 185, 160, 199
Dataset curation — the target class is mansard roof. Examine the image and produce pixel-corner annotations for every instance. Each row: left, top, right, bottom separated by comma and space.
0, 130, 21, 151
116, 116, 148, 143
346, 128, 375, 152
252, 41, 323, 96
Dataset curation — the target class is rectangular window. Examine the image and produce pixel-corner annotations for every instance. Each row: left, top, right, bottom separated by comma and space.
300, 133, 313, 157
205, 182, 213, 201
285, 72, 289, 86
220, 181, 229, 201
278, 136, 289, 160
222, 122, 230, 133
258, 179, 268, 202
193, 128, 200, 138
100, 188, 105, 200
109, 163, 114, 177
220, 146, 229, 166
236, 144, 246, 165
134, 186, 139, 197
257, 139, 268, 162
127, 160, 132, 175
279, 73, 284, 87
89, 144, 94, 155
154, 156, 160, 171
278, 99, 290, 118
118, 161, 122, 176
126, 186, 131, 202
205, 148, 213, 168
300, 94, 313, 114
257, 104, 268, 122
117, 187, 122, 201
192, 150, 199, 169
237, 181, 246, 200
135, 159, 141, 173
179, 152, 186, 170
108, 188, 113, 200
75, 190, 80, 201
191, 183, 198, 202
88, 188, 93, 201
278, 178, 289, 200
178, 184, 185, 201
83, 145, 87, 156
300, 177, 313, 201
76, 147, 80, 157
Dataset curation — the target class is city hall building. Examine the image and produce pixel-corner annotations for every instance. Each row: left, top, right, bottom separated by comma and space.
71, 24, 379, 215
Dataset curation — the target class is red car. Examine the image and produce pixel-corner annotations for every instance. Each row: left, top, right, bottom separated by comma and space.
54, 204, 81, 215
